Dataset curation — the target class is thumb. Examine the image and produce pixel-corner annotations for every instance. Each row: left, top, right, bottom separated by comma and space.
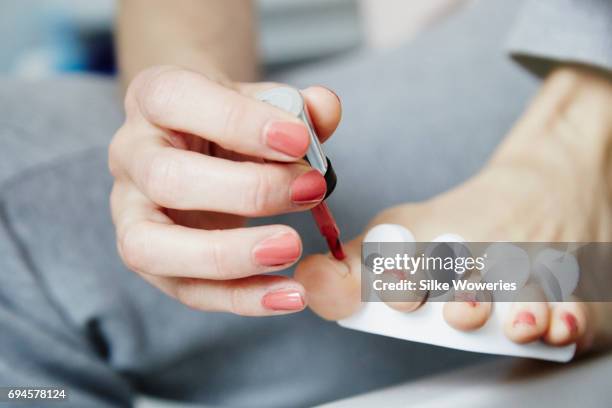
239, 83, 342, 143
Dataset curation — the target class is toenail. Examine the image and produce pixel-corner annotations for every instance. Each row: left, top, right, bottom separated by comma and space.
455, 292, 478, 305
562, 312, 578, 333
513, 311, 536, 327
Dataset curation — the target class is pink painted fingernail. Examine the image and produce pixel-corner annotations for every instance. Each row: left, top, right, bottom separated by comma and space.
513, 311, 536, 327
253, 233, 301, 266
325, 87, 341, 104
291, 170, 326, 204
562, 312, 578, 333
266, 121, 310, 157
262, 289, 305, 311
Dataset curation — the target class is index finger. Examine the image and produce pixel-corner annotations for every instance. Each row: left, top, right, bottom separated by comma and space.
128, 66, 311, 162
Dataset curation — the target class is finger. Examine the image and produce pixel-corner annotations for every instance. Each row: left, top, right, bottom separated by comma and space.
129, 67, 310, 161
443, 272, 492, 331
543, 301, 587, 347
112, 183, 306, 316
301, 86, 342, 143
176, 275, 306, 316
143, 273, 306, 316
294, 237, 362, 320
124, 143, 327, 215
504, 285, 550, 343
110, 181, 173, 233
239, 83, 342, 143
112, 182, 303, 279
120, 222, 303, 280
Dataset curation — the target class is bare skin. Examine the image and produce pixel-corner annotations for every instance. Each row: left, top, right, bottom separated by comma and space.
112, 1, 342, 316
117, 0, 258, 85
295, 66, 612, 355
112, 1, 612, 355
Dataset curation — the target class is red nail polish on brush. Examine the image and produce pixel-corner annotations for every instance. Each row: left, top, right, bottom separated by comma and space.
311, 201, 346, 260
257, 87, 345, 260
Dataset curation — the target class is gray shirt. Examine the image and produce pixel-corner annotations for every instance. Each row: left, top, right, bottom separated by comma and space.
508, 0, 612, 76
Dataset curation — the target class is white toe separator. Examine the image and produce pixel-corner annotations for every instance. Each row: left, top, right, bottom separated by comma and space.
339, 224, 576, 362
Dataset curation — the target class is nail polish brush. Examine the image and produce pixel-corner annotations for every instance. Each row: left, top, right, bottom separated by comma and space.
257, 87, 346, 260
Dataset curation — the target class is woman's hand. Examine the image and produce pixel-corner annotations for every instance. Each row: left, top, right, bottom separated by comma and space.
296, 66, 612, 354
109, 66, 341, 316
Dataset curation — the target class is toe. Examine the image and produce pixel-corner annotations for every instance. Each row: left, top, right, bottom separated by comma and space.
294, 239, 361, 321
386, 300, 426, 312
380, 268, 427, 313
543, 302, 587, 346
443, 300, 492, 331
504, 302, 550, 343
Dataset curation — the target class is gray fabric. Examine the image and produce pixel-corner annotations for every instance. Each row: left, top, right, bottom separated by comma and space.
323, 353, 612, 408
507, 0, 612, 76
0, 0, 606, 406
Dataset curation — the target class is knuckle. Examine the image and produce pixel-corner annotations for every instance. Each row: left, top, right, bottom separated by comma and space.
245, 164, 274, 215
126, 67, 171, 114
108, 127, 128, 178
206, 232, 230, 279
119, 222, 150, 273
136, 67, 188, 124
109, 185, 122, 224
203, 230, 244, 280
143, 150, 182, 206
229, 285, 251, 316
175, 281, 203, 311
220, 96, 247, 141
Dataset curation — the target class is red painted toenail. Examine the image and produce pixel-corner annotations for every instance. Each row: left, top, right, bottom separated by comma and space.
456, 292, 478, 306
562, 312, 578, 333
513, 311, 536, 327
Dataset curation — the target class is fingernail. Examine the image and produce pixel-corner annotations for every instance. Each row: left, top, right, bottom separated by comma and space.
253, 232, 301, 266
325, 86, 341, 103
291, 170, 327, 204
265, 121, 309, 158
513, 311, 536, 327
262, 289, 305, 311
562, 312, 578, 333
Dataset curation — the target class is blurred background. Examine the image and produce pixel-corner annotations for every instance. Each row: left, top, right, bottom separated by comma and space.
0, 0, 470, 78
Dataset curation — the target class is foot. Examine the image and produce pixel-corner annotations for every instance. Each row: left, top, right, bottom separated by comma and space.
295, 66, 612, 356
296, 176, 612, 355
